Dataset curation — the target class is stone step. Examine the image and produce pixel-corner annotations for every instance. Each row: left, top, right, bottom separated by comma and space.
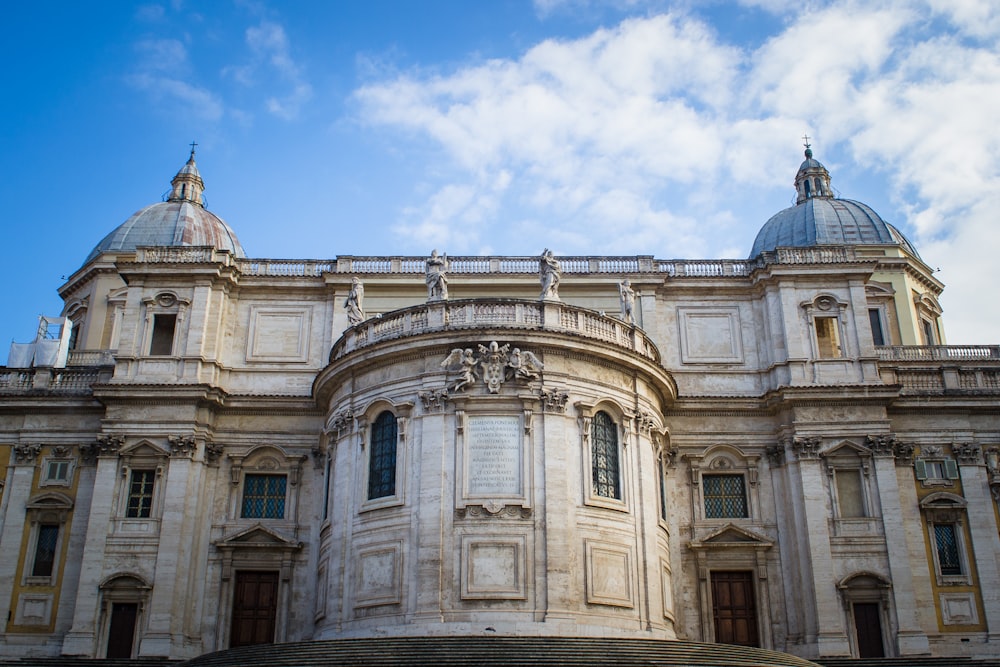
178, 636, 827, 666
0, 659, 175, 667
817, 659, 1000, 667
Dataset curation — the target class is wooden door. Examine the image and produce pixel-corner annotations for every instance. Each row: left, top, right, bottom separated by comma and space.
853, 602, 885, 658
711, 571, 759, 647
231, 571, 279, 648
105, 603, 138, 658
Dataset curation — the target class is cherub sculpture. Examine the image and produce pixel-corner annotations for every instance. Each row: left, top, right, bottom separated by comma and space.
508, 348, 543, 381
440, 348, 478, 392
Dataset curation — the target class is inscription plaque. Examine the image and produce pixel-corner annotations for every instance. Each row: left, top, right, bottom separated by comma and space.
466, 415, 521, 496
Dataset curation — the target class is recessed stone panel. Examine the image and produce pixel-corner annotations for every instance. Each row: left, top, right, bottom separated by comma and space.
354, 542, 402, 608
940, 592, 978, 625
585, 540, 633, 607
678, 307, 744, 364
247, 306, 312, 362
461, 535, 526, 599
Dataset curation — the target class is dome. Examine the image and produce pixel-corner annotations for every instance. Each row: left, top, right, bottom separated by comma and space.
749, 146, 919, 259
84, 149, 245, 264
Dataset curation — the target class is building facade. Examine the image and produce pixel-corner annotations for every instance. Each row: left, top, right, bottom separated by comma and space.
0, 148, 998, 661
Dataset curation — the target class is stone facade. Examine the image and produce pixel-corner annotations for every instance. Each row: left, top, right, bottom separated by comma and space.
0, 152, 998, 661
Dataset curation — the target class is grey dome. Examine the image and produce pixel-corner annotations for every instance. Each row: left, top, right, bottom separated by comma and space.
84, 150, 245, 264
750, 147, 919, 259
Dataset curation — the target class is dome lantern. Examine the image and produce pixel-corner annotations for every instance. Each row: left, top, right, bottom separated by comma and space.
167, 142, 205, 205
794, 139, 833, 204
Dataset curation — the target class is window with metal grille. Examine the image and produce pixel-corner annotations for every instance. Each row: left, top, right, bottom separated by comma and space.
934, 523, 962, 576
591, 411, 621, 500
32, 524, 59, 577
368, 411, 398, 500
241, 474, 287, 519
703, 474, 748, 518
126, 470, 156, 518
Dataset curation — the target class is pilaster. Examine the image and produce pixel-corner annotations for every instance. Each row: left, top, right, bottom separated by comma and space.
955, 445, 1000, 640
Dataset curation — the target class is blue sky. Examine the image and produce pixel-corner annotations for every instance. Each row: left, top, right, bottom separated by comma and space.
2, 0, 999, 352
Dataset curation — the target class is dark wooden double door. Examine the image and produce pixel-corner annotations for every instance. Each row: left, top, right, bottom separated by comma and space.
230, 570, 279, 648
711, 571, 759, 647
853, 602, 885, 658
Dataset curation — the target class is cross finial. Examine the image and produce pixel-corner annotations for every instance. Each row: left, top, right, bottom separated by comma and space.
802, 134, 811, 149
189, 140, 198, 158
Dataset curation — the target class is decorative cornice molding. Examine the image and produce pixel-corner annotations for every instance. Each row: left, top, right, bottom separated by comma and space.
539, 387, 569, 413
418, 389, 450, 412
13, 443, 41, 465
954, 443, 982, 466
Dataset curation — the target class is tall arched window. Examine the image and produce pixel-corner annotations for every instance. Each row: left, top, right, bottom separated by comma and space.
591, 411, 620, 500
368, 411, 398, 500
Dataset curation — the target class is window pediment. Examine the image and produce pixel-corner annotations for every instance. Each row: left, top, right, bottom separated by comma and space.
690, 523, 773, 550
215, 524, 302, 551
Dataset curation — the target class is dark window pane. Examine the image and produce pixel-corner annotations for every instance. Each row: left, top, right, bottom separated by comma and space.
591, 411, 620, 500
934, 524, 962, 575
149, 314, 177, 356
126, 470, 156, 518
868, 309, 885, 346
704, 475, 748, 518
242, 474, 287, 519
368, 411, 398, 500
32, 524, 59, 577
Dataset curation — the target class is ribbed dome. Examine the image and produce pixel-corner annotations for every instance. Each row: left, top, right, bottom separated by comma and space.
84, 149, 245, 264
749, 146, 919, 259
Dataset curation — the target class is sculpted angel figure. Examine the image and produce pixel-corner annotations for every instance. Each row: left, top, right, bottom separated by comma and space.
508, 348, 543, 381
344, 276, 365, 325
619, 278, 635, 325
441, 348, 478, 392
539, 248, 561, 300
425, 249, 449, 301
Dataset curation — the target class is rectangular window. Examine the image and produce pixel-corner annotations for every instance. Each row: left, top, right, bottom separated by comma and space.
242, 474, 287, 519
915, 458, 959, 481
835, 469, 866, 518
934, 523, 962, 576
149, 314, 177, 356
46, 460, 70, 482
921, 318, 937, 345
126, 470, 156, 518
703, 475, 748, 518
658, 458, 668, 521
32, 524, 59, 577
815, 317, 842, 358
868, 309, 886, 346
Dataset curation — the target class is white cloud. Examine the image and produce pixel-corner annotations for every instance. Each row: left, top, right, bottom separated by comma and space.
242, 20, 314, 119
354, 2, 1000, 341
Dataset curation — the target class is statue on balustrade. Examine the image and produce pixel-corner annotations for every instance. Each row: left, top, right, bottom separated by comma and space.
539, 248, 561, 301
619, 278, 635, 325
345, 276, 365, 325
426, 249, 449, 301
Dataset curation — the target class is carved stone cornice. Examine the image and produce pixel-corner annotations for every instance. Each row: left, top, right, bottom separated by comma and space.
455, 504, 531, 520
865, 434, 896, 458
168, 435, 197, 458
539, 388, 569, 413
892, 440, 915, 465
419, 389, 450, 412
791, 437, 821, 460
765, 444, 785, 467
329, 408, 354, 437
954, 443, 982, 466
205, 442, 225, 465
635, 410, 659, 436
13, 443, 41, 465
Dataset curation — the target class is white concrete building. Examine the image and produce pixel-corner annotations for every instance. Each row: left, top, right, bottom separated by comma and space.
0, 147, 998, 661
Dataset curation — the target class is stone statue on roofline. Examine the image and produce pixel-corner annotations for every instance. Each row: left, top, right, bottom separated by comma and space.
619, 278, 635, 325
344, 276, 365, 325
426, 249, 449, 301
539, 248, 561, 301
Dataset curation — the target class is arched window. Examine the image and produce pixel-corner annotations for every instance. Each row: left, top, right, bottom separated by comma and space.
591, 411, 620, 500
368, 411, 398, 500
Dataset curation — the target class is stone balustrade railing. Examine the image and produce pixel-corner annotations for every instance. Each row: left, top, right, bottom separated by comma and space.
66, 349, 115, 366
0, 367, 113, 394
331, 299, 659, 364
127, 247, 868, 279
876, 345, 1000, 361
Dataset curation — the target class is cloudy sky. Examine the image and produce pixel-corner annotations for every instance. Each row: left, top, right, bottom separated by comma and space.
2, 0, 999, 350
